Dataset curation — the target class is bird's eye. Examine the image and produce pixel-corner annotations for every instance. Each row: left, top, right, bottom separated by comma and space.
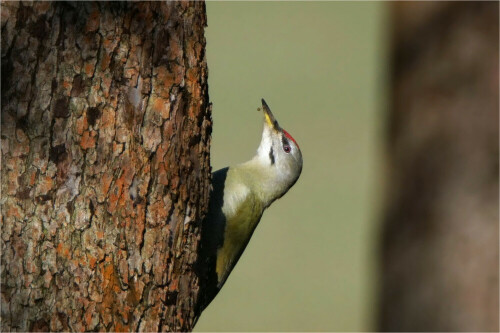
283, 144, 291, 153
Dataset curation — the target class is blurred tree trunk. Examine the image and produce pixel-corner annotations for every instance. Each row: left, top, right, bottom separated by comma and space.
379, 2, 499, 331
1, 1, 211, 331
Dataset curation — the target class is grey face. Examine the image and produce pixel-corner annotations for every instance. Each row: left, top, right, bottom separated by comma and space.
280, 130, 302, 182
260, 98, 302, 188
268, 129, 302, 187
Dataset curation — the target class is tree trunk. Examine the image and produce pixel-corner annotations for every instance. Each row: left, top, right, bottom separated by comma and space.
379, 2, 499, 331
1, 1, 211, 331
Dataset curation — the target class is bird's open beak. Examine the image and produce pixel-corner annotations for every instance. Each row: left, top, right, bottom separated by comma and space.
261, 99, 281, 132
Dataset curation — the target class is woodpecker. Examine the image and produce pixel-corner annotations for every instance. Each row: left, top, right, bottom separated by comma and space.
196, 99, 303, 315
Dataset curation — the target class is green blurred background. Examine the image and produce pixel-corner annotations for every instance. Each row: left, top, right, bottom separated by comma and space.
195, 2, 387, 331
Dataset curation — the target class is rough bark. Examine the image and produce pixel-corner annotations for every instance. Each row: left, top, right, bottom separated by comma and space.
1, 1, 211, 331
379, 2, 499, 331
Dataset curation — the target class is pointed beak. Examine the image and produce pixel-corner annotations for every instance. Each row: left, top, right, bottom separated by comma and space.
261, 98, 281, 132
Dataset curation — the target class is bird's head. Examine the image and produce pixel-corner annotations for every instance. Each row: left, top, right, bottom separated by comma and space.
256, 99, 302, 198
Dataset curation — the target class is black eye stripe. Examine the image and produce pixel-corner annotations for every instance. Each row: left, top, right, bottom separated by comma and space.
282, 135, 291, 153
281, 135, 289, 147
269, 147, 275, 165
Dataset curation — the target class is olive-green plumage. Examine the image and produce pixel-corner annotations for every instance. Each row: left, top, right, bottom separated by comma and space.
197, 99, 302, 314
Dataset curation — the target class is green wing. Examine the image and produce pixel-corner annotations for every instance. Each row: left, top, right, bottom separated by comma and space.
215, 168, 264, 286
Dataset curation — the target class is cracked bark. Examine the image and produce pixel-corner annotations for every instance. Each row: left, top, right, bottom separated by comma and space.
1, 2, 211, 331
379, 2, 499, 331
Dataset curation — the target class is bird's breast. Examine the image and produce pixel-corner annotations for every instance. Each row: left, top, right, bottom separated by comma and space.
215, 182, 264, 285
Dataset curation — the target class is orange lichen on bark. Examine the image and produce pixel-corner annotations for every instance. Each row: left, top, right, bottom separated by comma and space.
5, 155, 20, 170
38, 176, 54, 194
133, 208, 146, 246
5, 173, 18, 195
167, 37, 181, 61
156, 66, 175, 98
76, 114, 88, 135
80, 131, 96, 149
56, 243, 71, 259
102, 262, 120, 292
84, 62, 95, 77
11, 141, 29, 157
98, 260, 130, 331
28, 169, 37, 186
117, 163, 136, 209
87, 254, 97, 269
154, 143, 168, 169
157, 165, 169, 186
177, 314, 185, 327
63, 80, 72, 90
85, 9, 100, 33
112, 141, 124, 156
100, 107, 115, 129
7, 205, 22, 219
108, 172, 125, 213
186, 67, 198, 83
103, 38, 113, 49
114, 321, 129, 332
118, 303, 132, 323
124, 68, 137, 81
188, 104, 198, 120
84, 307, 94, 328
148, 200, 170, 222
152, 97, 170, 119
169, 278, 179, 291
101, 172, 112, 197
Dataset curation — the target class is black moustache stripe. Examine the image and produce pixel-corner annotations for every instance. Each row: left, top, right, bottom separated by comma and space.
269, 146, 275, 165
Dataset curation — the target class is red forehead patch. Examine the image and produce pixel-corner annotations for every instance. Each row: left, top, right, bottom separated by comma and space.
283, 129, 299, 149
